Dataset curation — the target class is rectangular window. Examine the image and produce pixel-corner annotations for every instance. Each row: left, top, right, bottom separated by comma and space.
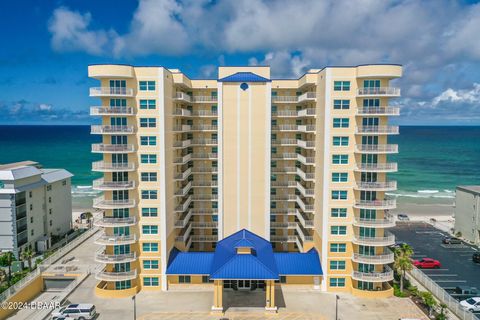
140, 136, 156, 146
141, 190, 157, 199
330, 277, 346, 287
333, 81, 350, 91
332, 173, 348, 182
142, 225, 159, 234
179, 275, 191, 283
331, 208, 347, 218
333, 136, 349, 146
333, 118, 349, 128
141, 154, 157, 164
202, 276, 213, 283
141, 172, 157, 182
333, 99, 350, 109
143, 277, 159, 286
332, 154, 348, 164
331, 190, 348, 200
142, 242, 159, 252
143, 260, 159, 269
141, 208, 158, 217
330, 243, 347, 252
330, 260, 346, 270
331, 226, 347, 235
139, 81, 156, 91
140, 118, 156, 128
139, 99, 156, 109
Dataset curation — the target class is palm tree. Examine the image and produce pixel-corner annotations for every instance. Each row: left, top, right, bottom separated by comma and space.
393, 243, 414, 292
84, 211, 93, 228
1, 252, 15, 286
421, 291, 437, 317
20, 248, 34, 271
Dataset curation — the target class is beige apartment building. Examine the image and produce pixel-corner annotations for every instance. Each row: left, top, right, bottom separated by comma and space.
89, 64, 401, 304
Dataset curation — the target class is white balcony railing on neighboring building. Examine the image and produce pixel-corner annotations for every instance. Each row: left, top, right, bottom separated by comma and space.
357, 87, 401, 97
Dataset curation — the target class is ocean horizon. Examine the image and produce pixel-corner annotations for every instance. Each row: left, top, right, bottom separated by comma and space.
1, 125, 479, 209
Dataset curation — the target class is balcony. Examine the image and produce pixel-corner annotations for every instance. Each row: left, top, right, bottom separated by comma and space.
296, 182, 315, 197
192, 180, 218, 187
270, 208, 296, 215
352, 267, 394, 282
192, 110, 218, 117
90, 107, 134, 116
355, 126, 399, 135
191, 235, 218, 242
94, 216, 137, 227
190, 125, 218, 131
356, 87, 401, 97
174, 153, 192, 164
191, 222, 218, 228
191, 139, 218, 145
93, 197, 135, 209
296, 154, 315, 165
296, 196, 314, 212
191, 208, 218, 215
354, 199, 396, 210
354, 163, 398, 173
191, 153, 218, 160
297, 125, 316, 133
173, 140, 192, 148
271, 125, 298, 131
95, 251, 137, 264
95, 269, 137, 282
270, 235, 297, 242
94, 233, 136, 245
272, 110, 298, 117
272, 139, 297, 146
92, 178, 135, 191
271, 167, 297, 174
91, 125, 135, 135
271, 181, 296, 187
191, 167, 218, 174
92, 161, 135, 172
174, 181, 192, 197
353, 215, 396, 228
175, 209, 193, 228
174, 92, 218, 103
92, 144, 135, 153
356, 107, 400, 116
297, 139, 315, 149
352, 232, 395, 246
297, 108, 316, 117
270, 222, 297, 228
173, 109, 192, 117
295, 209, 314, 228
173, 125, 192, 132
175, 223, 193, 243
174, 92, 192, 102
272, 153, 297, 160
271, 194, 297, 201
271, 92, 316, 103
354, 181, 397, 191
174, 168, 192, 181
355, 144, 398, 154
295, 224, 313, 242
174, 196, 192, 212
90, 87, 134, 97
191, 194, 218, 201
296, 168, 315, 181
352, 252, 394, 264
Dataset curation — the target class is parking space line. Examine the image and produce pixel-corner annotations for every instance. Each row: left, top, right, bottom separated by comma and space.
434, 280, 467, 283
427, 274, 458, 277
422, 269, 449, 272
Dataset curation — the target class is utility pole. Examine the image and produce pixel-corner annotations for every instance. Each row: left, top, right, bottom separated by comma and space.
335, 294, 340, 320
132, 295, 136, 320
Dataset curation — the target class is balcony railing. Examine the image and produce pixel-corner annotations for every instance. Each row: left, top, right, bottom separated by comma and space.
296, 182, 315, 197
270, 235, 297, 242
95, 252, 136, 263
174, 182, 192, 197
297, 154, 315, 165
353, 199, 396, 210
92, 144, 135, 153
272, 153, 297, 160
357, 87, 401, 97
192, 180, 218, 187
173, 139, 192, 148
355, 144, 398, 154
91, 125, 135, 135
92, 178, 135, 191
90, 87, 134, 97
174, 209, 193, 228
191, 208, 218, 215
191, 139, 218, 145
173, 125, 192, 132
271, 92, 316, 103
94, 216, 137, 227
296, 168, 315, 181
297, 108, 316, 116
174, 168, 192, 181
192, 96, 218, 103
353, 215, 396, 228
297, 139, 315, 149
356, 107, 400, 116
272, 110, 298, 117
270, 222, 297, 228
352, 252, 395, 264
95, 269, 137, 281
296, 196, 314, 212
353, 232, 395, 246
271, 167, 297, 174
93, 197, 135, 209
295, 209, 314, 228
191, 222, 218, 228
355, 126, 399, 135
174, 153, 192, 164
191, 235, 218, 242
191, 194, 218, 201
352, 267, 394, 282
354, 181, 397, 191
92, 161, 135, 172
191, 153, 218, 159
271, 125, 298, 131
192, 110, 218, 116
90, 107, 134, 116
270, 208, 296, 215
295, 224, 314, 242
272, 139, 297, 146
191, 167, 218, 173
94, 233, 136, 245
297, 125, 316, 132
354, 163, 398, 172
174, 196, 192, 212
190, 125, 218, 131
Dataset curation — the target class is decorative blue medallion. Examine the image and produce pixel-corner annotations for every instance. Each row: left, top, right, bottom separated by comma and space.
240, 82, 249, 91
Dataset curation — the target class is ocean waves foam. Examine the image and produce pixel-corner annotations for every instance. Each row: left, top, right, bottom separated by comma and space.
387, 189, 455, 199
71, 185, 101, 198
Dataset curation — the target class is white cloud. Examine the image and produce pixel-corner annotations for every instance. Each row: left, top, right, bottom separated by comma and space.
38, 103, 52, 111
432, 83, 480, 106
249, 51, 311, 78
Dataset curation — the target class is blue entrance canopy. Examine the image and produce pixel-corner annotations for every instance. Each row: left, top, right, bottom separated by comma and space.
218, 72, 271, 82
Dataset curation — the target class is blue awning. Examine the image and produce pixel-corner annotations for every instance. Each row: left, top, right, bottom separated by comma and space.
166, 248, 213, 275
218, 72, 271, 82
274, 249, 323, 275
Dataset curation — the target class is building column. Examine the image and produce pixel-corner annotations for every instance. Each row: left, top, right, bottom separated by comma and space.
265, 280, 277, 311
211, 280, 223, 312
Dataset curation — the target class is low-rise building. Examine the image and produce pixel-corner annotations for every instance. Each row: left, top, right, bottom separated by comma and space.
0, 161, 73, 257
454, 186, 480, 245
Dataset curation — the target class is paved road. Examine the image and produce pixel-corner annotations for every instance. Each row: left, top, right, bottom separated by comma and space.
391, 222, 480, 294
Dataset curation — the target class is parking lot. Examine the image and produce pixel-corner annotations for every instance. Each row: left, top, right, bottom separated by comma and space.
391, 222, 480, 312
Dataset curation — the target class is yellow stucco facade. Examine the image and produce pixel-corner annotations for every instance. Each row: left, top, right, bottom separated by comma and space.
88, 64, 402, 301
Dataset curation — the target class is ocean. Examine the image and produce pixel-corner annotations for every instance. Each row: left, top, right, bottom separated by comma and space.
0, 125, 479, 208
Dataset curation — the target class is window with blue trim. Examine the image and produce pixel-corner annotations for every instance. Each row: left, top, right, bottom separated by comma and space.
330, 243, 347, 252
140, 136, 156, 146
333, 81, 350, 91
331, 226, 347, 235
142, 225, 158, 234
331, 190, 348, 200
143, 277, 159, 286
333, 136, 349, 146
333, 118, 349, 128
332, 173, 348, 182
139, 81, 155, 91
330, 277, 346, 287
139, 99, 156, 109
332, 154, 348, 164
333, 99, 350, 109
331, 208, 347, 218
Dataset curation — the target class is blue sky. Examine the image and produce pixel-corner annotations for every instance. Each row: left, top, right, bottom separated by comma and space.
1, 0, 480, 125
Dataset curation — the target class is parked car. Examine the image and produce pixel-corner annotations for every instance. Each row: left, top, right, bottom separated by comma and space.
397, 214, 410, 221
412, 258, 441, 269
460, 297, 480, 312
391, 241, 408, 250
51, 304, 96, 320
473, 252, 480, 263
442, 237, 462, 244
455, 286, 478, 295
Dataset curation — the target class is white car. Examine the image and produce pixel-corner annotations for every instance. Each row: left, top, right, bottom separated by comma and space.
460, 297, 480, 312
51, 304, 96, 320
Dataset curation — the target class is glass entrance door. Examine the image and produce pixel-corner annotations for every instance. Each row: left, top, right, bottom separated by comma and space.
238, 280, 251, 290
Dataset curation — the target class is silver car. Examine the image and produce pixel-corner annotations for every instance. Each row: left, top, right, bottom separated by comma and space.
51, 304, 96, 320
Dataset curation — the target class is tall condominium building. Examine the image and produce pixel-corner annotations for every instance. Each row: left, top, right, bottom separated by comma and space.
89, 64, 401, 305
0, 161, 73, 258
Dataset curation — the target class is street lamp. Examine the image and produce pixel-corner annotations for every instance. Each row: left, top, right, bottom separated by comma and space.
132, 295, 136, 320
335, 294, 340, 320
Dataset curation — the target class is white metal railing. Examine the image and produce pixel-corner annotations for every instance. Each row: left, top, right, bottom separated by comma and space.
191, 139, 218, 145
272, 167, 296, 173
352, 266, 394, 282
354, 199, 396, 209
175, 92, 192, 102
272, 153, 297, 160
95, 269, 137, 281
296, 167, 315, 181
270, 208, 296, 215
355, 181, 397, 190
191, 235, 218, 242
175, 209, 193, 228
270, 222, 297, 228
353, 232, 395, 246
191, 153, 218, 159
295, 209, 314, 228
173, 124, 192, 132
90, 87, 134, 96
91, 125, 134, 134
174, 196, 192, 212
192, 180, 218, 187
296, 196, 314, 212
94, 216, 136, 227
174, 153, 192, 164
298, 92, 316, 101
272, 139, 297, 145
272, 125, 298, 131
298, 125, 316, 132
190, 125, 218, 131
355, 163, 398, 172
90, 106, 134, 115
92, 161, 135, 171
174, 167, 192, 180
191, 222, 218, 228
273, 110, 298, 117
271, 92, 316, 103
191, 167, 218, 173
408, 267, 478, 320
95, 251, 136, 263
352, 252, 394, 264
297, 108, 316, 116
271, 235, 297, 242
353, 215, 396, 228
92, 144, 135, 153
93, 197, 135, 208
191, 208, 218, 215
356, 126, 399, 134
192, 110, 218, 116
357, 87, 401, 96
92, 178, 134, 190
173, 108, 192, 116
174, 139, 192, 148
94, 233, 136, 245
355, 144, 398, 153
356, 107, 400, 116
192, 96, 218, 103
